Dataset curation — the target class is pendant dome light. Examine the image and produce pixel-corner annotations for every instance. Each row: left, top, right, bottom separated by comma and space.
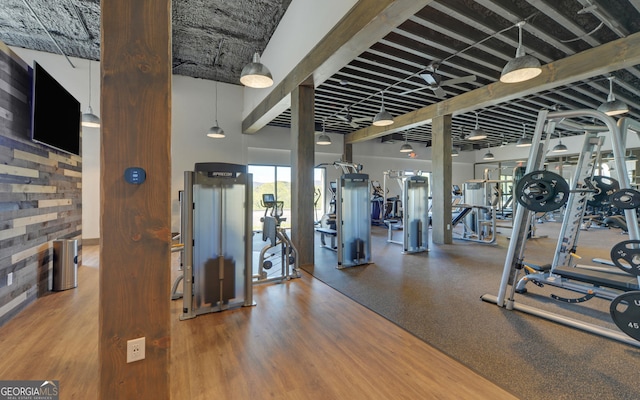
516, 123, 532, 147
240, 52, 274, 88
316, 119, 331, 145
552, 132, 568, 153
81, 60, 100, 128
597, 76, 629, 116
373, 91, 394, 126
500, 21, 542, 84
483, 144, 495, 160
467, 111, 487, 140
207, 81, 225, 138
399, 133, 413, 153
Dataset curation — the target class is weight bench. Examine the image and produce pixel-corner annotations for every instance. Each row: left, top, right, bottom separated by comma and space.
452, 206, 473, 227
315, 227, 337, 251
517, 261, 639, 303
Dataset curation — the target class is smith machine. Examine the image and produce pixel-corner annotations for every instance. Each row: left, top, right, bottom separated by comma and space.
482, 109, 640, 347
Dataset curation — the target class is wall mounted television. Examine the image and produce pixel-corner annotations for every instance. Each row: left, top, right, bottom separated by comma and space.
30, 61, 81, 156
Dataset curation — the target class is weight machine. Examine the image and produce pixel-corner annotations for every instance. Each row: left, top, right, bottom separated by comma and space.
316, 161, 371, 268
255, 193, 301, 284
384, 171, 430, 253
382, 170, 406, 224
337, 169, 372, 268
179, 163, 254, 320
451, 179, 498, 244
482, 110, 640, 347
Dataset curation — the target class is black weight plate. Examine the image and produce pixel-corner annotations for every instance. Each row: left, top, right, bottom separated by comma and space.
515, 170, 570, 212
610, 240, 640, 276
610, 291, 640, 341
611, 189, 640, 209
586, 176, 619, 207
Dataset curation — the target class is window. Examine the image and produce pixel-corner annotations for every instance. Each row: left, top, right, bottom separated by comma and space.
248, 165, 326, 231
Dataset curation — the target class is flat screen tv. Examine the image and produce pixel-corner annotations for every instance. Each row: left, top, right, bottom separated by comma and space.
30, 61, 81, 156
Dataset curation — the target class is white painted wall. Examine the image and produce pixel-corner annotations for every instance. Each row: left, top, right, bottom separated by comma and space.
242, 0, 358, 117
10, 47, 479, 238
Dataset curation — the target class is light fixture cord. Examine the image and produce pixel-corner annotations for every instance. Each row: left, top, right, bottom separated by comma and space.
516, 22, 524, 57
214, 81, 219, 122
88, 60, 92, 108
608, 77, 615, 102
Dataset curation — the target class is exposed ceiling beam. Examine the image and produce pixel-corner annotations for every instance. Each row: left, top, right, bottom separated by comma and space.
241, 0, 435, 134
346, 30, 640, 144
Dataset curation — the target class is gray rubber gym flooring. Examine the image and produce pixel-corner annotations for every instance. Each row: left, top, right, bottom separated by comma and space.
302, 221, 640, 400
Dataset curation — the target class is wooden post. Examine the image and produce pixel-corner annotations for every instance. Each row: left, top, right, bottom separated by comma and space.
343, 143, 353, 163
431, 114, 452, 244
291, 84, 315, 266
99, 0, 171, 398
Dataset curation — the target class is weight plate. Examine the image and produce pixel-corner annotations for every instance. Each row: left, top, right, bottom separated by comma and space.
610, 291, 640, 342
611, 188, 640, 210
515, 170, 570, 212
585, 176, 619, 207
610, 240, 640, 276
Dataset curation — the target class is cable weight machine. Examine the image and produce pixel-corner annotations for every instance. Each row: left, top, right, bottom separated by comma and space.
180, 163, 254, 320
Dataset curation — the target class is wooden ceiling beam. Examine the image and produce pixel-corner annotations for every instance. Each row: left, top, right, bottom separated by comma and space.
346, 30, 640, 144
242, 0, 435, 134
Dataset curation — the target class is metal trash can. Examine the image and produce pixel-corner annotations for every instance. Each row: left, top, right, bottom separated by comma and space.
52, 239, 78, 291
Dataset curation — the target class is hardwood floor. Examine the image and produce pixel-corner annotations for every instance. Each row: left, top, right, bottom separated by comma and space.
0, 245, 517, 399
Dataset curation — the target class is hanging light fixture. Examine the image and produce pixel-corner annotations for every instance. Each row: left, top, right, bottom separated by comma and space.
372, 91, 394, 126
207, 81, 225, 138
597, 76, 629, 116
552, 132, 568, 153
500, 21, 542, 84
81, 60, 100, 128
627, 150, 638, 161
240, 52, 273, 88
399, 133, 413, 153
467, 111, 487, 140
483, 144, 495, 160
316, 119, 331, 145
516, 123, 532, 147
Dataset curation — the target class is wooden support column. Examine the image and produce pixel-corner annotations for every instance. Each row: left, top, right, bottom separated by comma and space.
431, 114, 453, 244
343, 142, 353, 163
291, 84, 315, 266
99, 1, 171, 399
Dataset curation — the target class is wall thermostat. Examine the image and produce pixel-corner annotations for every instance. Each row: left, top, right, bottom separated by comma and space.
124, 167, 146, 184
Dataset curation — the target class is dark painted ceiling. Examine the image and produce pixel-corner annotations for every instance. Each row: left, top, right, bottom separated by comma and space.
0, 0, 292, 84
1, 0, 640, 151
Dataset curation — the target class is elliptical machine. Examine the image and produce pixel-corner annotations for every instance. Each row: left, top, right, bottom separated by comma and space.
255, 193, 301, 284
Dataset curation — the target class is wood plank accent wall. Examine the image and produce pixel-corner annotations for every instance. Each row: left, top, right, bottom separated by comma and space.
99, 0, 171, 398
0, 43, 82, 326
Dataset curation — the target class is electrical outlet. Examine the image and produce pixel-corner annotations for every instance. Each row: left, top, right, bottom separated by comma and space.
126, 337, 145, 363
7, 272, 13, 286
